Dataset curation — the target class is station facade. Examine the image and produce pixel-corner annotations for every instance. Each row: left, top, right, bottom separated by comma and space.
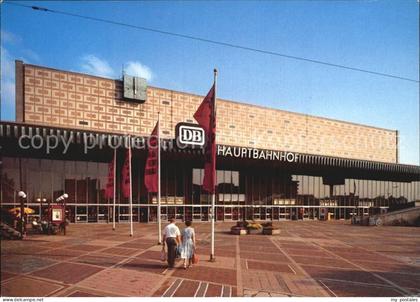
0, 61, 419, 223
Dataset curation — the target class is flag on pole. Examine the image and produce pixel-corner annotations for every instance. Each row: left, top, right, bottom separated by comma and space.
121, 147, 131, 198
194, 85, 216, 193
145, 122, 159, 192
104, 151, 115, 199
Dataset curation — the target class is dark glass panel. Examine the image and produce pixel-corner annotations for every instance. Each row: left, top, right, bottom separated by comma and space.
26, 158, 42, 203
1, 157, 19, 204
192, 168, 201, 205
51, 160, 64, 202
88, 206, 98, 222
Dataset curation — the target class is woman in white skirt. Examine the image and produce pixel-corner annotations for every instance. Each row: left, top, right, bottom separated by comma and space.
180, 221, 196, 269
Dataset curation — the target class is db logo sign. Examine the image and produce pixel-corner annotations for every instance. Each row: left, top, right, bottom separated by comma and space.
176, 123, 205, 146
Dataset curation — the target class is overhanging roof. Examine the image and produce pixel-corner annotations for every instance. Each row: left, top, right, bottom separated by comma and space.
0, 121, 419, 177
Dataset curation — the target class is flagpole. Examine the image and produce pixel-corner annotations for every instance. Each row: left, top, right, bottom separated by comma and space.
210, 68, 217, 262
112, 148, 116, 231
157, 112, 162, 245
129, 137, 133, 236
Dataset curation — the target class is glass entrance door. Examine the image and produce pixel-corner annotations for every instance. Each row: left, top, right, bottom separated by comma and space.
224, 207, 233, 221
238, 207, 246, 221
314, 208, 319, 220
76, 205, 87, 223
98, 206, 108, 223
192, 207, 200, 221
88, 206, 98, 223
245, 207, 253, 220
363, 207, 369, 216
266, 207, 272, 220
302, 207, 309, 220
216, 207, 224, 221
338, 207, 345, 219
279, 207, 291, 220
67, 205, 75, 223
260, 207, 266, 220
168, 207, 176, 220
273, 207, 279, 220
175, 207, 184, 221
149, 206, 157, 222
201, 207, 209, 221
253, 207, 260, 220
232, 207, 239, 221
185, 207, 192, 221
140, 207, 148, 222
159, 206, 167, 222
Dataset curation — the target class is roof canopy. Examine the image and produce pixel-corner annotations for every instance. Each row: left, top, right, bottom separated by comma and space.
1, 121, 419, 181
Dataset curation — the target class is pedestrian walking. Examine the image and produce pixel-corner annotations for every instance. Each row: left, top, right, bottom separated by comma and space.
180, 221, 196, 269
162, 218, 181, 269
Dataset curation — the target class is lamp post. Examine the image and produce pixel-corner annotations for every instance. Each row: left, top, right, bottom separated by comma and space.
17, 191, 26, 238
56, 193, 69, 235
36, 197, 47, 222
42, 198, 46, 214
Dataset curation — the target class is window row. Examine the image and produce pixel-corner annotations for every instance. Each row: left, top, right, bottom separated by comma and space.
1, 157, 419, 208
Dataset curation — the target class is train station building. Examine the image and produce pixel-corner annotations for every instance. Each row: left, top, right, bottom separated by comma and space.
1, 61, 419, 223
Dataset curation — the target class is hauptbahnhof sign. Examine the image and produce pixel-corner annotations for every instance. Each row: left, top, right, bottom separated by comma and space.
217, 145, 299, 163
174, 123, 299, 163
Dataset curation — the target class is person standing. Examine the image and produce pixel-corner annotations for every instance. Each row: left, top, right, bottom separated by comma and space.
13, 210, 20, 229
162, 218, 181, 269
180, 221, 196, 269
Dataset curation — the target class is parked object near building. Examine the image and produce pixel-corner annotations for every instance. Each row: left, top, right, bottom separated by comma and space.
261, 222, 280, 235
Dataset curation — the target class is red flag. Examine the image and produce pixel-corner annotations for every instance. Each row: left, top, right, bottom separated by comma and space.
194, 85, 216, 193
121, 147, 131, 198
145, 122, 159, 192
104, 150, 115, 198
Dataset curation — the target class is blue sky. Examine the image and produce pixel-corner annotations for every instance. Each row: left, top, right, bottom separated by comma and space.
1, 0, 419, 164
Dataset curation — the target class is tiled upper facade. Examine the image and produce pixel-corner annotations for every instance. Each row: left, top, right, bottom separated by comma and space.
18, 62, 398, 163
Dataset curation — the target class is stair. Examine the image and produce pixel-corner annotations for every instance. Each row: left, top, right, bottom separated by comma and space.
0, 222, 22, 240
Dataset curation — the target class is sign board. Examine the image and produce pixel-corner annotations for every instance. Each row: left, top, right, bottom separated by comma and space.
174, 123, 299, 162
51, 205, 64, 223
175, 123, 205, 147
217, 145, 299, 163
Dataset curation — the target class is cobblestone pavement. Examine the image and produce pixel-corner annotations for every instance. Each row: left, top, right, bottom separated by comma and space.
1, 221, 419, 297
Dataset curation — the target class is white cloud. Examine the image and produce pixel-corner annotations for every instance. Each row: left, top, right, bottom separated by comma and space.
1, 46, 16, 120
2, 80, 15, 105
124, 61, 153, 82
1, 47, 14, 76
21, 49, 41, 63
1, 30, 22, 45
1, 45, 39, 107
1, 31, 41, 120
1, 47, 15, 103
80, 55, 115, 78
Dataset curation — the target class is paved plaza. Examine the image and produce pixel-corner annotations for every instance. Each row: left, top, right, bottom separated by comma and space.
1, 221, 419, 297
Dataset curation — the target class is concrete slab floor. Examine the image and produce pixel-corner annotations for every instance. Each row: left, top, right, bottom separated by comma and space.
1, 221, 419, 297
